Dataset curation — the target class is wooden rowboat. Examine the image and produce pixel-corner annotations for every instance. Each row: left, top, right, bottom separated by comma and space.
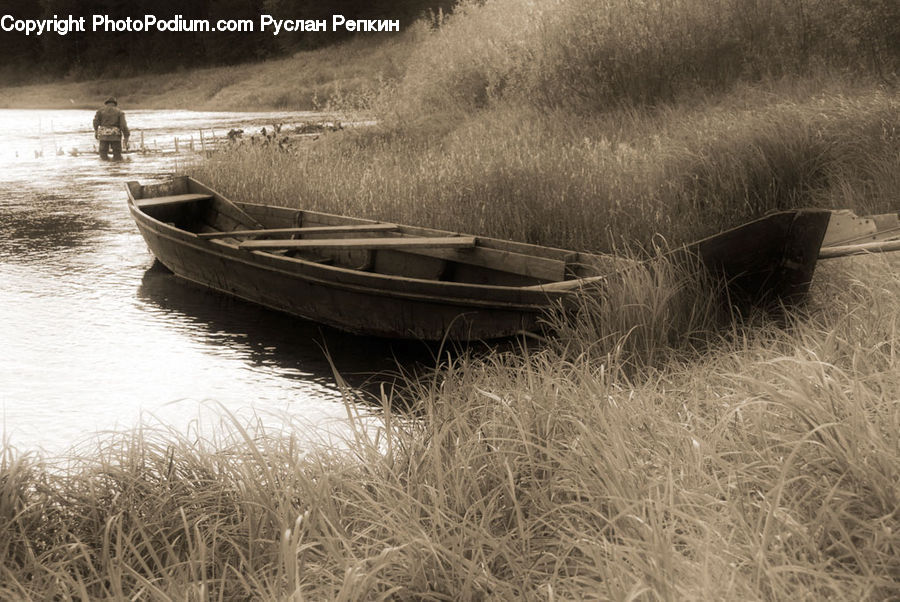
127, 176, 833, 340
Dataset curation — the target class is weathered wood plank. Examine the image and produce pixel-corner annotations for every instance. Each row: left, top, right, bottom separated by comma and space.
871, 212, 900, 233
822, 211, 876, 246
135, 193, 212, 209
240, 236, 477, 251
522, 274, 604, 292
185, 180, 265, 230
819, 238, 900, 259
828, 225, 900, 246
255, 212, 567, 280
374, 249, 446, 280
821, 211, 900, 247
197, 223, 398, 239
299, 211, 573, 260
410, 247, 566, 282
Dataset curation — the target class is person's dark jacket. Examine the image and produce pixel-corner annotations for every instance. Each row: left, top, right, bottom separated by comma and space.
93, 105, 130, 142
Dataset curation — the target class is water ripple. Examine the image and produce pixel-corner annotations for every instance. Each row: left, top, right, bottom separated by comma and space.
1, 109, 411, 456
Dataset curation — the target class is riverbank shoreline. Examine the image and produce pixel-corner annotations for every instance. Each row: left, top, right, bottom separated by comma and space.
3, 0, 899, 597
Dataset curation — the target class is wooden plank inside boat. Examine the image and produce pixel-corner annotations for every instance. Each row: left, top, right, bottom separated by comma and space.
135, 193, 212, 209
822, 210, 877, 246
239, 236, 477, 251
819, 238, 900, 259
197, 223, 398, 239
374, 249, 446, 280
821, 210, 900, 252
408, 246, 567, 282
871, 212, 900, 233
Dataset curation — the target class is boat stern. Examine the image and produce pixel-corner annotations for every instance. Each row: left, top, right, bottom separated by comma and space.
695, 209, 832, 308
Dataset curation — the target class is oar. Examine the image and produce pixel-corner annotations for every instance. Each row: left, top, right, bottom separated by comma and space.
819, 238, 900, 259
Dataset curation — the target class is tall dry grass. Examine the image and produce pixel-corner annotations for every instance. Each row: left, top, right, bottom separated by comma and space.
5, 1, 900, 598
184, 0, 899, 253
195, 83, 900, 252
387, 0, 900, 118
2, 255, 898, 599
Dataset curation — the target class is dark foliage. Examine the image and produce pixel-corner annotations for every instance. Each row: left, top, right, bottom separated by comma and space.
0, 0, 455, 84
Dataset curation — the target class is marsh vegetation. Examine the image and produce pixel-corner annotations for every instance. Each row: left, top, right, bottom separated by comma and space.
3, 0, 899, 598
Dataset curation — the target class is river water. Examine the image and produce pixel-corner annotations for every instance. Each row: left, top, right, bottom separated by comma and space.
0, 109, 415, 456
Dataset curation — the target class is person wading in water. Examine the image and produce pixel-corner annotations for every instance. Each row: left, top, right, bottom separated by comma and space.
93, 97, 130, 161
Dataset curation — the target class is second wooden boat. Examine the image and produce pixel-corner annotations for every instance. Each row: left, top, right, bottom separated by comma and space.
126, 176, 832, 340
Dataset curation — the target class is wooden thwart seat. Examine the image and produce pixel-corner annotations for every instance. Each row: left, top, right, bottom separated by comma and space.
198, 223, 398, 239
135, 193, 212, 208
413, 246, 567, 282
240, 236, 477, 251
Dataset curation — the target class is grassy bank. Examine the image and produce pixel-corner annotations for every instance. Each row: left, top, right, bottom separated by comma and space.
189, 0, 899, 252
4, 0, 900, 598
2, 255, 898, 599
196, 79, 900, 253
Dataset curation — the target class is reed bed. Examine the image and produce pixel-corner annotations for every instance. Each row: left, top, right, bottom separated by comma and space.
6, 0, 900, 598
3, 254, 898, 600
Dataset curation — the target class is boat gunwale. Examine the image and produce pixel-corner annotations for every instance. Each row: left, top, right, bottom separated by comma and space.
126, 196, 564, 311
127, 177, 831, 305
232, 198, 585, 263
129, 176, 618, 275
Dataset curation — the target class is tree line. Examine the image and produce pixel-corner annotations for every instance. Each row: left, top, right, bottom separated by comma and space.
0, 0, 455, 84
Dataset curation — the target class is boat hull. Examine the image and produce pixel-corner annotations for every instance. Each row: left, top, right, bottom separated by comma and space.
130, 210, 555, 340
127, 177, 833, 340
692, 209, 832, 307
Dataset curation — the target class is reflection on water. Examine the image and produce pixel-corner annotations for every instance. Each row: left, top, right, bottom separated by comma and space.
136, 263, 423, 392
0, 193, 108, 259
0, 108, 417, 455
